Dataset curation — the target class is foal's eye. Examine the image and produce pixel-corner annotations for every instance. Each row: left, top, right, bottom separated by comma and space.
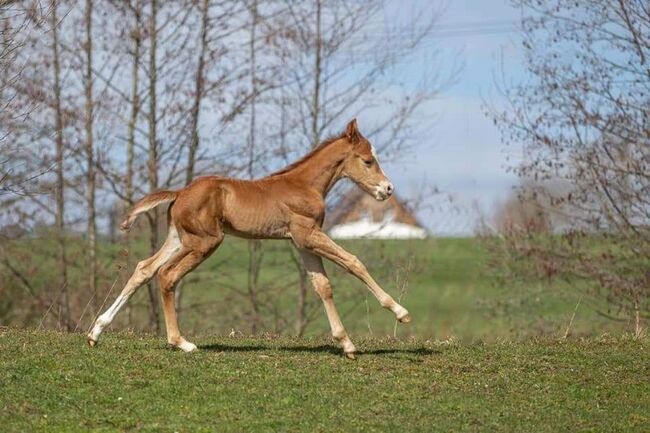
363, 159, 373, 167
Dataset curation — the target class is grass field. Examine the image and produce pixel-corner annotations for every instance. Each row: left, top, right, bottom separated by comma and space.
3, 237, 644, 431
1, 328, 648, 432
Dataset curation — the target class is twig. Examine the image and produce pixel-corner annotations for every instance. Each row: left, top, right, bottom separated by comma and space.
74, 293, 96, 333
634, 297, 643, 339
562, 296, 582, 340
85, 270, 122, 334
393, 258, 412, 338
365, 294, 372, 335
38, 281, 68, 330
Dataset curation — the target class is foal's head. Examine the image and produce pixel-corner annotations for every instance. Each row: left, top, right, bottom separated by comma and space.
340, 119, 394, 201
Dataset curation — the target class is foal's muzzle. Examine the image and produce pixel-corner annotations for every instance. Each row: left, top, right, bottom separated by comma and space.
374, 180, 394, 201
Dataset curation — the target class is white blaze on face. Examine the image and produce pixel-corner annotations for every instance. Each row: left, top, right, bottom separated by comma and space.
369, 143, 394, 200
370, 144, 386, 175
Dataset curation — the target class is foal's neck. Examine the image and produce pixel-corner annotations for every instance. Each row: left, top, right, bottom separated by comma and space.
285, 138, 350, 197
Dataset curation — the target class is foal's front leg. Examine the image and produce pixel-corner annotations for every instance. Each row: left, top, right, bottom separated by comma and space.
299, 228, 411, 323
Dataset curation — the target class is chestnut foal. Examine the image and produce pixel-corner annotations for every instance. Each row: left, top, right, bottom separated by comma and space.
88, 119, 411, 358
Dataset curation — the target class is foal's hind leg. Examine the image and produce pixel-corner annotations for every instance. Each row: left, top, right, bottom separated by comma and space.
158, 233, 223, 352
87, 228, 181, 346
300, 250, 357, 358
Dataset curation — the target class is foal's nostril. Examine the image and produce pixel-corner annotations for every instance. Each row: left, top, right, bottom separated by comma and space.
386, 183, 394, 195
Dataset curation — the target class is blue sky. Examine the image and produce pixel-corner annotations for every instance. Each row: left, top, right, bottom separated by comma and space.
378, 0, 527, 235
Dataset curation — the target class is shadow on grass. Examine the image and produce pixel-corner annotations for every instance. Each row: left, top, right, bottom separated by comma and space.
199, 343, 272, 353
360, 347, 441, 356
199, 342, 441, 357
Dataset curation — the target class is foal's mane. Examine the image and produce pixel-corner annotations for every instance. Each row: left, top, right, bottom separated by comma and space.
268, 133, 345, 177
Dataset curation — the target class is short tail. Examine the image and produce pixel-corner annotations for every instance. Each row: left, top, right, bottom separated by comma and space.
120, 190, 178, 232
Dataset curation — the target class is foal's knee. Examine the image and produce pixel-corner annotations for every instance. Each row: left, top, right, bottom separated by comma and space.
134, 259, 156, 284
314, 281, 333, 300
157, 266, 176, 295
310, 273, 332, 299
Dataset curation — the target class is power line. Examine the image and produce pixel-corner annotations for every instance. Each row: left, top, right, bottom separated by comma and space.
348, 19, 518, 43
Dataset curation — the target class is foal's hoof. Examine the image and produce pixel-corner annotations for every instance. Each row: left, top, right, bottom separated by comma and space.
87, 337, 97, 347
345, 351, 357, 360
398, 313, 412, 324
179, 341, 198, 353
170, 339, 197, 353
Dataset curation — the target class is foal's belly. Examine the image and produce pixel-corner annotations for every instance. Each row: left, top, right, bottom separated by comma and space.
220, 198, 291, 240
222, 223, 290, 240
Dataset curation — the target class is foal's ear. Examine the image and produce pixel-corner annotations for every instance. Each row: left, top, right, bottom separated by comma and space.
345, 118, 360, 144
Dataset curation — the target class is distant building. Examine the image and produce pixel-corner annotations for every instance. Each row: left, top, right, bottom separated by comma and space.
325, 190, 427, 239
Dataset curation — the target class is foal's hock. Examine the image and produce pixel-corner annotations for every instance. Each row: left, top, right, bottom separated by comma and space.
87, 119, 411, 358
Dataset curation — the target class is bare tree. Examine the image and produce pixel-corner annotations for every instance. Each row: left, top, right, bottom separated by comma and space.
145, 0, 161, 331
0, 2, 34, 195
83, 0, 97, 310
488, 0, 649, 334
245, 0, 263, 333
50, 0, 71, 330
125, 0, 142, 327
0, 2, 53, 327
125, 0, 141, 218
185, 0, 209, 186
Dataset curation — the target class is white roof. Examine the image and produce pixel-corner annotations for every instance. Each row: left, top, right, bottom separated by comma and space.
329, 220, 428, 239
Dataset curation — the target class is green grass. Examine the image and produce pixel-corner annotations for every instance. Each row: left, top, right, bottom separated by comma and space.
1, 328, 648, 432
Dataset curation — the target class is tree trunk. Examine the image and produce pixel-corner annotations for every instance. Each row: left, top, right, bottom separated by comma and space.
292, 248, 309, 337
84, 0, 98, 314
185, 0, 209, 186
246, 0, 262, 334
311, 0, 322, 148
247, 237, 262, 334
125, 0, 142, 327
146, 0, 160, 332
247, 0, 257, 178
50, 0, 71, 331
